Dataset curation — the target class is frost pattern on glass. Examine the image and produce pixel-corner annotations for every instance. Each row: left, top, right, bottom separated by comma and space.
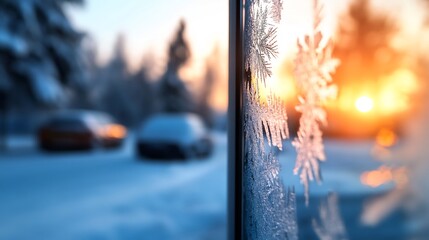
284, 187, 298, 240
245, 0, 279, 86
244, 0, 288, 150
312, 193, 348, 240
245, 85, 289, 150
243, 0, 297, 239
292, 0, 339, 205
270, 0, 283, 24
243, 101, 297, 238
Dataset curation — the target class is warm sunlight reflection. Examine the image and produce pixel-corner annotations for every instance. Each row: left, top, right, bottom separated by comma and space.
361, 166, 393, 188
263, 75, 297, 102
361, 166, 408, 188
104, 124, 127, 139
355, 96, 374, 113
376, 128, 397, 147
254, 75, 297, 108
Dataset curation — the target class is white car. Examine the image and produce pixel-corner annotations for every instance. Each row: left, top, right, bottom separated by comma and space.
136, 113, 213, 160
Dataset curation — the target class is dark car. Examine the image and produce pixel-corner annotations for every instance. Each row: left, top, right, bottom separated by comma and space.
136, 113, 213, 160
37, 111, 127, 151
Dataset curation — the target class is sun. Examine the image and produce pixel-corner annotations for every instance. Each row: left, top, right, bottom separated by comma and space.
355, 96, 374, 113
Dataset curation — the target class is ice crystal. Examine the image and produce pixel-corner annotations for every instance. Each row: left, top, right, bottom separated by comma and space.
292, 0, 339, 205
245, 84, 289, 150
243, 140, 297, 239
243, 88, 297, 238
271, 0, 283, 24
313, 193, 348, 240
243, 0, 297, 239
285, 187, 298, 240
361, 187, 407, 226
245, 1, 279, 85
244, 0, 288, 150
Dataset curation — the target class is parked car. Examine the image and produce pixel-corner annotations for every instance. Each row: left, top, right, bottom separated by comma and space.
37, 110, 127, 151
136, 113, 213, 159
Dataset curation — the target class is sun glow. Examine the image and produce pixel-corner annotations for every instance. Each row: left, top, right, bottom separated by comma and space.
355, 96, 374, 113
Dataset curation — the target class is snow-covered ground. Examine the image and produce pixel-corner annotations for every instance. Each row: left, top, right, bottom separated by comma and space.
279, 139, 392, 197
0, 133, 227, 240
0, 133, 404, 240
279, 140, 407, 240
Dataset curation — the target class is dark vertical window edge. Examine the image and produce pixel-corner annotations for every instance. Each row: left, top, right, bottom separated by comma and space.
228, 0, 244, 239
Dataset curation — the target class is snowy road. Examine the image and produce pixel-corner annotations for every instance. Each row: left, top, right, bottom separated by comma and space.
0, 134, 227, 240
279, 140, 407, 240
0, 134, 405, 240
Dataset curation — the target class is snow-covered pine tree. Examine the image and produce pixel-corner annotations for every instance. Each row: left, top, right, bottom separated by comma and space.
88, 34, 155, 126
95, 34, 137, 125
127, 65, 155, 123
0, 0, 85, 107
158, 20, 195, 113
197, 46, 219, 128
105, 35, 128, 80
68, 36, 98, 109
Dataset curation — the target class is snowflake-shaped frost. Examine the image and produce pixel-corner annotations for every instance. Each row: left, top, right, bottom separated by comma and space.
246, 2, 278, 85
313, 193, 348, 240
292, 0, 340, 205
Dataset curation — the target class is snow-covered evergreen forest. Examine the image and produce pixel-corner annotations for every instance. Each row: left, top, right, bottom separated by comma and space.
0, 0, 223, 135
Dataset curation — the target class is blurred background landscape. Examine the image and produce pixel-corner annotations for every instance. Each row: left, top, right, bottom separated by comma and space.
1, 0, 429, 239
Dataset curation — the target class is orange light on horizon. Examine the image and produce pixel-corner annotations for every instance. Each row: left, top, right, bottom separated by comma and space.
257, 66, 418, 123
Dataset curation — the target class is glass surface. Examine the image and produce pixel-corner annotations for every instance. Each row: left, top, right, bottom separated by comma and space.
240, 0, 429, 239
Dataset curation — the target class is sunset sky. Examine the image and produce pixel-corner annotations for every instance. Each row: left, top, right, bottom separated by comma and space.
68, 0, 228, 72
67, 0, 426, 111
